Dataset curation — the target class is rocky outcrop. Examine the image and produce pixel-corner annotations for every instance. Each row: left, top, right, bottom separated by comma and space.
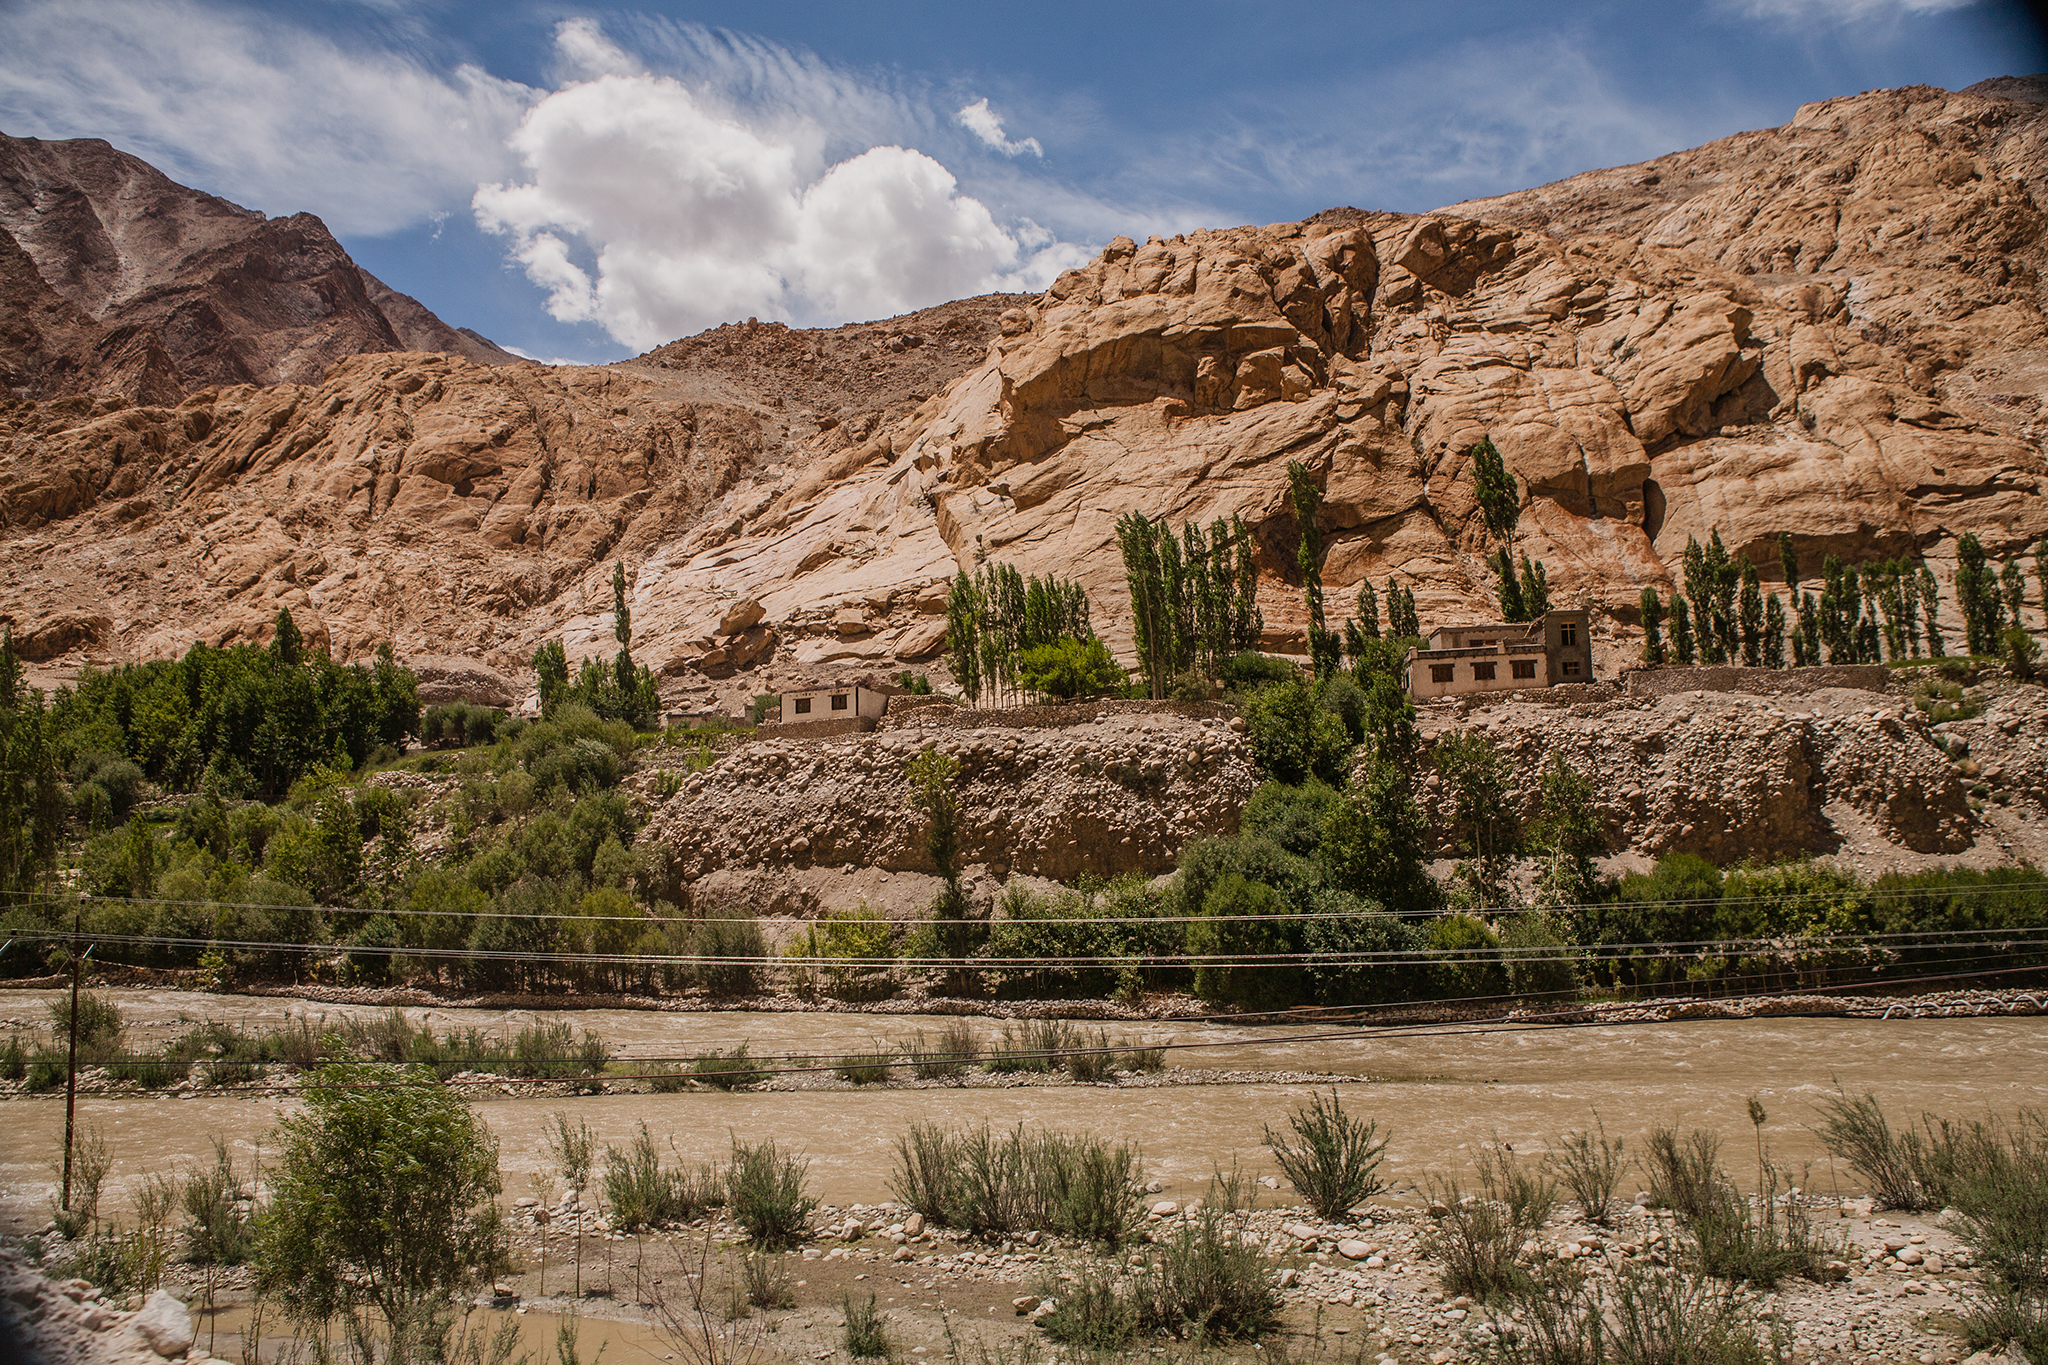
638, 708, 1257, 889
1, 84, 2044, 706
0, 132, 519, 402
1412, 684, 1989, 862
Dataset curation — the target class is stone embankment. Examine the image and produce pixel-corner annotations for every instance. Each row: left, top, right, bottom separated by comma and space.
1415, 676, 2048, 868
637, 706, 1257, 896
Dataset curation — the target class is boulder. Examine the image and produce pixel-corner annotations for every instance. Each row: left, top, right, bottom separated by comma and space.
131, 1289, 193, 1358
718, 597, 766, 635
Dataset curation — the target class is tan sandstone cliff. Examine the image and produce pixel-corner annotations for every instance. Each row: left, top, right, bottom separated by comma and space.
1, 81, 2045, 695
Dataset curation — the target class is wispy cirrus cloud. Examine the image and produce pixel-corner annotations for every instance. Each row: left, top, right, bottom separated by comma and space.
0, 0, 534, 235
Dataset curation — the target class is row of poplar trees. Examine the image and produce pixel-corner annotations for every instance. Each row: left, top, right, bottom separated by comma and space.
943, 562, 1095, 706
1640, 530, 2043, 668
1116, 513, 1266, 697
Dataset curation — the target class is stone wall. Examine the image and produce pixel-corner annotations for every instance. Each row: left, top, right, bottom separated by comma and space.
878, 698, 1235, 732
1624, 665, 1890, 699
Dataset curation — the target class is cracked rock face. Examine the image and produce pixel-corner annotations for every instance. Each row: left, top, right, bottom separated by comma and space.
3, 84, 2045, 699
639, 710, 1258, 893
1412, 681, 2011, 865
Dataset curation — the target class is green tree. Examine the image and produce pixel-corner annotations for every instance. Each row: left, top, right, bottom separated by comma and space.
1386, 580, 1421, 641
1529, 756, 1603, 907
370, 643, 420, 748
270, 608, 304, 667
256, 1067, 507, 1364
1778, 532, 1800, 606
1241, 674, 1354, 787
1491, 549, 1526, 622
1016, 637, 1126, 700
1956, 533, 2000, 656
1470, 436, 1519, 545
1738, 560, 1764, 666
1432, 731, 1518, 901
1318, 756, 1438, 919
1671, 594, 1697, 665
1639, 588, 1667, 665
1517, 554, 1550, 620
1188, 872, 1295, 1009
2000, 558, 2026, 630
1917, 568, 1946, 657
0, 630, 65, 899
1798, 590, 1822, 665
908, 746, 979, 990
1762, 593, 1787, 669
1287, 462, 1339, 677
531, 640, 570, 720
2004, 626, 2039, 680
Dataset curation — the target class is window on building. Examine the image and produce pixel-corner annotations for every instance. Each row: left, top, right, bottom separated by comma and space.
1563, 660, 1581, 676
1560, 622, 1578, 647
1472, 662, 1497, 681
794, 697, 812, 714
830, 693, 849, 711
1430, 663, 1456, 683
1512, 659, 1536, 680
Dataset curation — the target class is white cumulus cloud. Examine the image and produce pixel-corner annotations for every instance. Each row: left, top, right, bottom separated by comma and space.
473, 21, 1084, 351
956, 98, 1044, 158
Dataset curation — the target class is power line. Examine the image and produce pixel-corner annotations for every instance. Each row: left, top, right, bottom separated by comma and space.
5, 925, 2046, 971
5, 877, 2044, 929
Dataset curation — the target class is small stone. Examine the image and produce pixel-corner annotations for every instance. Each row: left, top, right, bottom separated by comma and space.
1023, 1230, 1042, 1246
1150, 1200, 1179, 1217
892, 1246, 915, 1263
1337, 1239, 1372, 1261
1012, 1296, 1040, 1316
903, 1213, 924, 1238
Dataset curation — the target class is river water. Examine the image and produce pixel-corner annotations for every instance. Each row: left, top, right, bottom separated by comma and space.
3, 988, 2043, 1230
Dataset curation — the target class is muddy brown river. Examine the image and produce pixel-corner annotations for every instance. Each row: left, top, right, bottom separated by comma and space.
3, 988, 2043, 1233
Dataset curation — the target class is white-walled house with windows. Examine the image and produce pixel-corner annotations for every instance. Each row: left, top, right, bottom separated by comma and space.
1404, 609, 1592, 699
779, 681, 888, 723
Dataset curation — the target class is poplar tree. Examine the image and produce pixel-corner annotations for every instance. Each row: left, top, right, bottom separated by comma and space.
1639, 588, 1667, 665
1918, 567, 1946, 657
1287, 462, 1339, 677
1671, 594, 1696, 664
1762, 593, 1787, 668
1956, 533, 2000, 656
1738, 559, 1764, 666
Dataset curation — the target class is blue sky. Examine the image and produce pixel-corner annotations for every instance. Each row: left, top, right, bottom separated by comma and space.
3, 0, 2043, 363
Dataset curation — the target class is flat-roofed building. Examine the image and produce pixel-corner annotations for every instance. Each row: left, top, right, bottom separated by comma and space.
1405, 609, 1592, 699
779, 681, 888, 723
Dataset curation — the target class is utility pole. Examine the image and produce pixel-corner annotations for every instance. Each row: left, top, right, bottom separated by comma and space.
60, 892, 85, 1212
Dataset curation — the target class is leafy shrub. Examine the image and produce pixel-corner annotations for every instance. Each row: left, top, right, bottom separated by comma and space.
1813, 1089, 1949, 1211
1264, 1089, 1389, 1221
689, 913, 765, 996
1119, 1043, 1166, 1072
1491, 1261, 1788, 1365
834, 1051, 895, 1084
691, 1044, 767, 1090
1549, 1120, 1627, 1226
1944, 1110, 2048, 1299
741, 1252, 794, 1311
1130, 1169, 1280, 1341
0, 1034, 24, 1081
840, 1292, 890, 1360
1686, 1177, 1836, 1288
888, 1122, 1143, 1246
1432, 913, 1509, 999
1037, 1265, 1139, 1349
1644, 1127, 1723, 1219
604, 1123, 689, 1231
900, 1020, 978, 1079
1425, 1146, 1555, 1303
47, 991, 124, 1063
988, 1018, 1080, 1073
725, 1138, 817, 1250
1063, 1028, 1116, 1082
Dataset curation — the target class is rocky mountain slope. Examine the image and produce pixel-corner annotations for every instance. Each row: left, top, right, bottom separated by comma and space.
0, 132, 518, 404
1, 82, 2045, 702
